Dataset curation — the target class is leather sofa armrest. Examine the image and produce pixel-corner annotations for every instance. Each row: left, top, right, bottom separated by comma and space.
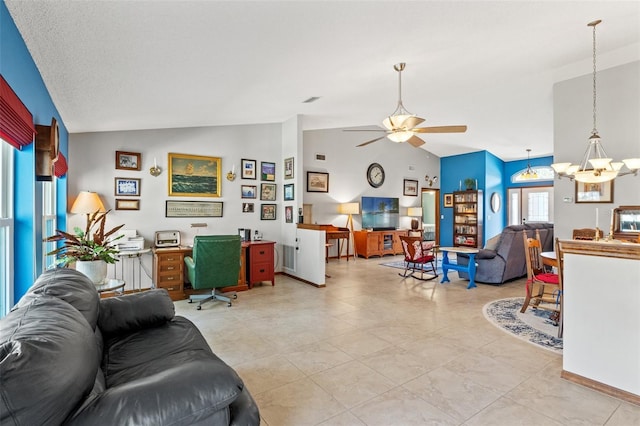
98, 289, 175, 335
65, 361, 246, 425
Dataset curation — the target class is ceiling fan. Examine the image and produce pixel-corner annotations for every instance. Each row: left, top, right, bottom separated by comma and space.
349, 63, 467, 148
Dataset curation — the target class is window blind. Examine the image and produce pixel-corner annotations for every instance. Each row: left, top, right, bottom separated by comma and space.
0, 74, 36, 149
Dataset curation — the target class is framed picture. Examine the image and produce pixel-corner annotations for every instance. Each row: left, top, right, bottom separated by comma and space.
403, 179, 419, 196
261, 161, 276, 181
444, 193, 454, 207
284, 183, 294, 201
575, 180, 614, 203
285, 205, 293, 223
115, 151, 141, 171
284, 157, 294, 179
241, 158, 257, 179
261, 183, 276, 201
114, 177, 140, 196
242, 202, 254, 213
168, 153, 221, 197
241, 185, 257, 199
115, 199, 140, 210
261, 204, 276, 220
307, 171, 329, 193
165, 200, 223, 217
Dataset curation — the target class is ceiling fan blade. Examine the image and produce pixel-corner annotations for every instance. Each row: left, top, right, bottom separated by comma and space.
413, 125, 467, 133
403, 116, 425, 129
343, 129, 386, 132
407, 135, 425, 147
357, 135, 386, 147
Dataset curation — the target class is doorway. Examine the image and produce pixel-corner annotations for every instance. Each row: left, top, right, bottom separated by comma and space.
507, 186, 554, 225
421, 188, 440, 242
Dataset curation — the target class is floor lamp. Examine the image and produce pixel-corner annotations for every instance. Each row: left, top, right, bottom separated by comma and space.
339, 202, 360, 260
407, 207, 423, 236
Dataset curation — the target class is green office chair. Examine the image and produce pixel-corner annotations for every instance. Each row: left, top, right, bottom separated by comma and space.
184, 235, 242, 309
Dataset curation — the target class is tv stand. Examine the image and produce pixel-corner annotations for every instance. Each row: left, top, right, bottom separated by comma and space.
354, 230, 406, 258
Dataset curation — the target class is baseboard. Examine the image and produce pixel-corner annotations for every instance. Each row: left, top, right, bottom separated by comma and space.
561, 370, 640, 406
280, 272, 326, 288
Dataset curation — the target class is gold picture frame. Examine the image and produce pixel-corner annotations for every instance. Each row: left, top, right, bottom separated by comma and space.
444, 193, 454, 207
168, 153, 221, 197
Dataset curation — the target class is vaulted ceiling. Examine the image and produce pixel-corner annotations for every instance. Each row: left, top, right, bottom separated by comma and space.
6, 1, 640, 160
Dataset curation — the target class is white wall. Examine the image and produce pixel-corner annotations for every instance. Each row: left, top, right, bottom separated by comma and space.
553, 61, 640, 239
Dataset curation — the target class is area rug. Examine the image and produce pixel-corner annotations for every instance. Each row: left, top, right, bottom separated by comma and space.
482, 297, 562, 354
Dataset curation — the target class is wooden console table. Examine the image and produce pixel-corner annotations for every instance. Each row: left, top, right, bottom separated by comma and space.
152, 240, 275, 300
353, 230, 406, 258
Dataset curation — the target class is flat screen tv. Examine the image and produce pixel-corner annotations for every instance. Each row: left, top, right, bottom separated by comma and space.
361, 196, 400, 231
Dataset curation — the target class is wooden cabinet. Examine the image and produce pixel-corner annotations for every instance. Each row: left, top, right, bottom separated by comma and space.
247, 241, 275, 288
354, 230, 405, 258
453, 190, 483, 248
152, 249, 187, 301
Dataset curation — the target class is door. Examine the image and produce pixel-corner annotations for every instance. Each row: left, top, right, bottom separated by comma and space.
421, 188, 440, 242
508, 186, 554, 225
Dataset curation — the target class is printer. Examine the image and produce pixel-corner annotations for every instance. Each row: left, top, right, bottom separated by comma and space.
117, 229, 145, 251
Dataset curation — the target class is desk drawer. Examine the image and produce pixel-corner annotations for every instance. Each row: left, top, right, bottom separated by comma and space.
159, 261, 182, 273
251, 261, 273, 282
250, 246, 273, 262
158, 253, 184, 263
158, 272, 182, 286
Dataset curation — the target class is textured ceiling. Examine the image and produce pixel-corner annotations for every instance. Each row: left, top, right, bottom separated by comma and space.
6, 1, 640, 161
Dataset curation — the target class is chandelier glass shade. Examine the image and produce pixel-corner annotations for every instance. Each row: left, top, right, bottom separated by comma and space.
520, 149, 538, 180
551, 20, 639, 183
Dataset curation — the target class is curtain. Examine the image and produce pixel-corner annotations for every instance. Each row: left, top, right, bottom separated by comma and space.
0, 74, 36, 149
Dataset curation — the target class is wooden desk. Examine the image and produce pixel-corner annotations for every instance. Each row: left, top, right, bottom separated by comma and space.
438, 246, 480, 289
152, 240, 275, 300
298, 224, 350, 260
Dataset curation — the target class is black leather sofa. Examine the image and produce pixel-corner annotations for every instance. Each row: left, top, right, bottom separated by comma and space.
456, 223, 554, 284
0, 268, 260, 425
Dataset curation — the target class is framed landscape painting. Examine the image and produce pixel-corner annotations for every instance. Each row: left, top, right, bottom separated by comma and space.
261, 161, 276, 181
168, 153, 221, 197
306, 171, 329, 193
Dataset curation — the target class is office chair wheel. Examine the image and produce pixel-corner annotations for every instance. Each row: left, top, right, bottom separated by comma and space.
227, 302, 232, 307
233, 294, 238, 299
196, 305, 202, 310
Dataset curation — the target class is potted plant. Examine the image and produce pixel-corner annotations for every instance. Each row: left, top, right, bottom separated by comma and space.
45, 210, 124, 284
464, 178, 476, 190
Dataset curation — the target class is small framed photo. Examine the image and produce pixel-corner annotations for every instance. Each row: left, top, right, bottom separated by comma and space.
285, 205, 293, 223
115, 199, 140, 210
242, 202, 254, 213
241, 185, 257, 199
403, 179, 419, 196
114, 177, 141, 196
261, 204, 276, 220
444, 193, 454, 207
241, 159, 257, 179
261, 161, 276, 181
575, 180, 614, 203
261, 183, 276, 201
284, 183, 294, 201
115, 151, 141, 171
307, 171, 329, 193
284, 157, 294, 179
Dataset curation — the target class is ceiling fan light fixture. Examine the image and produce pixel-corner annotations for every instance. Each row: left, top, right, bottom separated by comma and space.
387, 130, 414, 143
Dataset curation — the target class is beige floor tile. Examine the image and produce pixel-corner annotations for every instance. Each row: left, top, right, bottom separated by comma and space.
311, 360, 396, 408
403, 366, 503, 422
444, 351, 530, 393
360, 346, 433, 385
350, 386, 458, 425
464, 396, 564, 426
234, 354, 305, 395
284, 341, 353, 375
317, 411, 366, 426
605, 402, 640, 425
324, 330, 393, 358
255, 377, 346, 426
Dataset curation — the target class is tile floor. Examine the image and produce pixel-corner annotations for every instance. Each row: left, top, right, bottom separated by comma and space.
174, 255, 640, 425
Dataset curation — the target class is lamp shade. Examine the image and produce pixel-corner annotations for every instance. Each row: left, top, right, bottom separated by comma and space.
407, 207, 422, 217
70, 191, 105, 214
338, 202, 360, 215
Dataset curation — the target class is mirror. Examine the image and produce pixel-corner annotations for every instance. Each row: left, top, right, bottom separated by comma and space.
421, 188, 440, 243
613, 205, 640, 242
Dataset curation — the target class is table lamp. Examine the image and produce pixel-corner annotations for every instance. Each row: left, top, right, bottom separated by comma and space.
407, 207, 423, 231
71, 191, 106, 215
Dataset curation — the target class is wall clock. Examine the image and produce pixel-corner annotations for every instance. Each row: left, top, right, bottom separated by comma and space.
366, 163, 385, 188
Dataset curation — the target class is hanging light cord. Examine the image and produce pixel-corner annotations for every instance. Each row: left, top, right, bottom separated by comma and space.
591, 20, 598, 136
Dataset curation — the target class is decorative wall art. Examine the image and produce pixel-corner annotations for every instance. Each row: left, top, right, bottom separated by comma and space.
114, 177, 140, 196
242, 203, 254, 213
168, 153, 221, 197
285, 205, 293, 223
261, 183, 276, 201
261, 161, 276, 181
115, 199, 140, 210
575, 180, 614, 203
115, 151, 141, 171
284, 183, 294, 201
241, 185, 257, 199
284, 157, 294, 179
444, 193, 454, 207
403, 179, 419, 196
241, 158, 257, 179
307, 171, 329, 193
165, 200, 223, 217
261, 204, 276, 220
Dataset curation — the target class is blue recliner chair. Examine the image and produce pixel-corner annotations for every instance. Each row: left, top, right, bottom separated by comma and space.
184, 235, 241, 309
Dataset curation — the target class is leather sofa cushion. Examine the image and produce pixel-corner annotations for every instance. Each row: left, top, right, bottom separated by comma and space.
98, 289, 175, 336
0, 296, 99, 426
13, 268, 100, 329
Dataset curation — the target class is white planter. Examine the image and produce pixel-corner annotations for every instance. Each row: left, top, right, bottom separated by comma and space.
75, 260, 108, 285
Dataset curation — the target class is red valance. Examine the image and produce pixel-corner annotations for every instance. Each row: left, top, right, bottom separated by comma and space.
0, 74, 36, 149
53, 152, 68, 178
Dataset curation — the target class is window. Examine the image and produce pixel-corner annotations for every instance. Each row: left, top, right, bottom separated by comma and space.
508, 186, 554, 225
0, 140, 14, 316
42, 180, 56, 270
511, 166, 555, 183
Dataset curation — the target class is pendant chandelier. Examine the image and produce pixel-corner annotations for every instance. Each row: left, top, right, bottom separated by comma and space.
551, 20, 640, 183
520, 149, 538, 180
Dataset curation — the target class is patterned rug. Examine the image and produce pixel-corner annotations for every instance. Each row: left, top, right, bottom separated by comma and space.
483, 297, 563, 354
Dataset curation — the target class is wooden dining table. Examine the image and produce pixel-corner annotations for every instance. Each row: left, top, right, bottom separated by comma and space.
541, 251, 558, 269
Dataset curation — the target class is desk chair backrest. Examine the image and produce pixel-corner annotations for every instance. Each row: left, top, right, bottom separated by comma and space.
186, 235, 241, 290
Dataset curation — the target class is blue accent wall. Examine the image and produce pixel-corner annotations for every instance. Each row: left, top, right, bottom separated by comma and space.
504, 155, 554, 187
484, 151, 505, 240
1, 1, 68, 302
